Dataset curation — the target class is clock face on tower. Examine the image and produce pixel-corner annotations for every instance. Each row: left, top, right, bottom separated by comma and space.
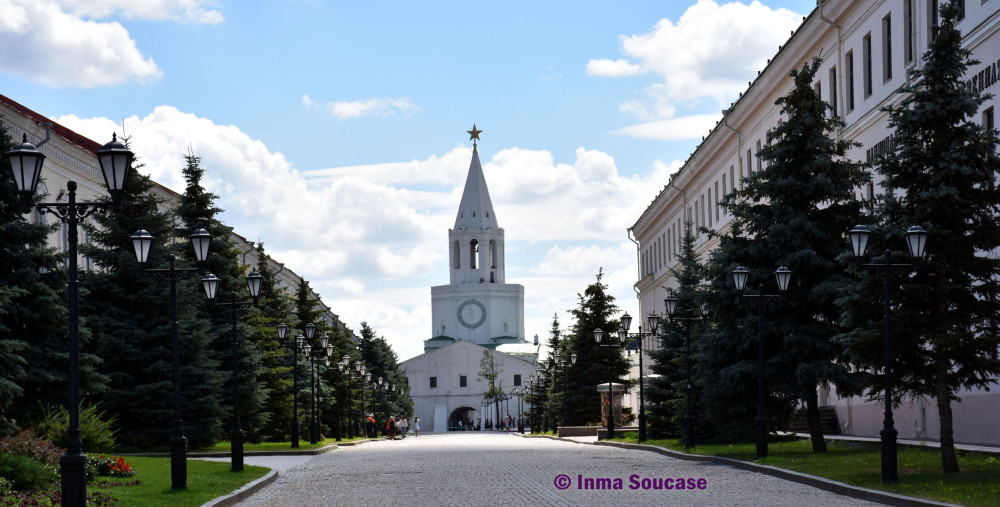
457, 299, 487, 329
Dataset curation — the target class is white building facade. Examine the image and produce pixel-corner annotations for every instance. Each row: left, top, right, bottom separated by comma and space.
630, 0, 1000, 445
403, 135, 538, 432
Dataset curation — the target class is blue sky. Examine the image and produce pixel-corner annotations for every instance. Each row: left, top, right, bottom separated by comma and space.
1, 0, 817, 360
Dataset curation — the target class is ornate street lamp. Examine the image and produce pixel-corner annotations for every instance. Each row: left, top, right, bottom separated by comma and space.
5, 133, 134, 503
617, 313, 656, 442
664, 295, 709, 449
849, 224, 928, 483
203, 269, 262, 471
131, 227, 214, 488
551, 352, 577, 433
733, 265, 792, 459
593, 326, 627, 440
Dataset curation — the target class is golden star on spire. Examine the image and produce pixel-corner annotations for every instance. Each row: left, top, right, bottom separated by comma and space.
467, 124, 483, 146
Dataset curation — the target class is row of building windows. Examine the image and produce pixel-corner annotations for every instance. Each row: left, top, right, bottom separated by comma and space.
428, 374, 521, 389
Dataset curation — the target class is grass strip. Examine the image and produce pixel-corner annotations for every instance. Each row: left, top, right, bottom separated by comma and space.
89, 457, 268, 507
611, 433, 1000, 507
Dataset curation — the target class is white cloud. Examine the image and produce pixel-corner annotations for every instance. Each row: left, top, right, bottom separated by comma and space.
0, 0, 163, 87
585, 58, 643, 77
303, 95, 423, 120
58, 0, 223, 24
591, 0, 803, 121
612, 113, 721, 141
55, 106, 671, 361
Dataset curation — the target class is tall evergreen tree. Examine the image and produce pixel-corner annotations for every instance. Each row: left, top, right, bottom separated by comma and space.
705, 57, 866, 451
0, 121, 108, 428
359, 322, 412, 425
840, 1, 1000, 473
81, 142, 224, 449
563, 269, 625, 426
172, 152, 270, 442
544, 313, 568, 432
648, 220, 704, 439
249, 243, 296, 440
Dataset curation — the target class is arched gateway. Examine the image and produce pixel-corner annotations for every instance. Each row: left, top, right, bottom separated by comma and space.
449, 407, 476, 431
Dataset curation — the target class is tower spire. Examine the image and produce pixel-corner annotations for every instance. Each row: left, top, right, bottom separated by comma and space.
467, 124, 483, 149
455, 125, 497, 230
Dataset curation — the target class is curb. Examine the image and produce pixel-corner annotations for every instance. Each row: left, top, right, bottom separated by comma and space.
202, 469, 278, 507
527, 434, 956, 507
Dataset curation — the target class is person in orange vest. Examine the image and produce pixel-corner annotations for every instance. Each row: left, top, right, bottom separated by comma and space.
386, 415, 397, 440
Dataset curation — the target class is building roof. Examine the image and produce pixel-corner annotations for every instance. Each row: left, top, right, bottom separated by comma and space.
453, 145, 499, 230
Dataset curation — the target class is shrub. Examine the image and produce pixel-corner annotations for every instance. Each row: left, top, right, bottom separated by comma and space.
89, 455, 135, 479
0, 453, 59, 491
0, 428, 63, 466
37, 401, 117, 453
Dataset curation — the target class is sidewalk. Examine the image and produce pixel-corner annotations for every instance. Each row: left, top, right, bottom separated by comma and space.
790, 432, 1000, 455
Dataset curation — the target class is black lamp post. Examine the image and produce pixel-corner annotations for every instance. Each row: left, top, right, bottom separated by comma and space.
5, 133, 133, 504
276, 324, 298, 447
131, 227, 214, 489
299, 341, 317, 444
551, 352, 577, 432
732, 265, 792, 459
616, 313, 657, 443
849, 224, 928, 484
200, 268, 262, 471
339, 358, 356, 438
592, 327, 628, 440
664, 296, 709, 450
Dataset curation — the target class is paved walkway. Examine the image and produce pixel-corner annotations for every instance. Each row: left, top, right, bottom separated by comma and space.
235, 433, 882, 506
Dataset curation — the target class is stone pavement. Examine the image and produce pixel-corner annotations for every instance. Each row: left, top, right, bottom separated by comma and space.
234, 432, 886, 506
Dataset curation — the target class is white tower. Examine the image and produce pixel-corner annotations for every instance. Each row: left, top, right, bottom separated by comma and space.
428, 126, 525, 351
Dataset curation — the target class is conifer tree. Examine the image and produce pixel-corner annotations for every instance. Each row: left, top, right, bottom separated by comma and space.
248, 243, 296, 440
81, 143, 224, 448
706, 57, 866, 448
359, 322, 412, 424
563, 269, 625, 426
840, 1, 1000, 473
647, 220, 703, 439
544, 314, 565, 433
172, 152, 270, 442
0, 122, 108, 428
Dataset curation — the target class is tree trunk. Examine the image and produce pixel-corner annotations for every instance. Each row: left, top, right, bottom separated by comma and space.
805, 386, 827, 453
935, 385, 960, 473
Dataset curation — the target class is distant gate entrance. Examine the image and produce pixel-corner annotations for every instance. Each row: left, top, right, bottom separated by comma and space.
449, 407, 475, 431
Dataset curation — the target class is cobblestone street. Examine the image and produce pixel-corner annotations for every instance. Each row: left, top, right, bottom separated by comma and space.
237, 433, 881, 506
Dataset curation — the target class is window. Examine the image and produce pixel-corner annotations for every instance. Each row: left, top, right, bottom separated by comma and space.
930, 0, 939, 41
514, 374, 521, 386
452, 241, 460, 269
904, 0, 915, 64
460, 375, 467, 387
430, 376, 437, 388
846, 50, 855, 111
863, 33, 872, 97
882, 15, 892, 82
814, 81, 821, 101
470, 239, 478, 269
714, 181, 720, 221
755, 141, 762, 173
957, 0, 965, 21
986, 107, 996, 190
489, 240, 497, 269
744, 149, 751, 183
707, 189, 713, 227
829, 67, 838, 115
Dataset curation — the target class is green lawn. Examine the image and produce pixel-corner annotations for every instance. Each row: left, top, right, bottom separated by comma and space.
88, 456, 269, 506
612, 433, 1000, 507
192, 436, 361, 453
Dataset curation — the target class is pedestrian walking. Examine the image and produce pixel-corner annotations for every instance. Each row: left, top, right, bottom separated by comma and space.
399, 415, 408, 439
387, 416, 397, 440
366, 414, 376, 438
413, 416, 420, 437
